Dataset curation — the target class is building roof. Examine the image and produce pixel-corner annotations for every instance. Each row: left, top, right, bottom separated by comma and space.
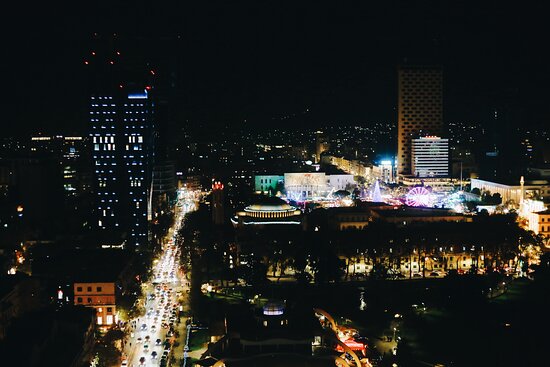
246, 196, 294, 212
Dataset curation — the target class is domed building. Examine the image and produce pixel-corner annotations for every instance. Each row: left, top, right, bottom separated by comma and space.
231, 196, 302, 227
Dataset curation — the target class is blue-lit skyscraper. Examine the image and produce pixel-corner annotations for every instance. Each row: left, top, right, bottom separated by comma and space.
90, 88, 155, 249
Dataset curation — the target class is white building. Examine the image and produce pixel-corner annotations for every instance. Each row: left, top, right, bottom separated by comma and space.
411, 136, 449, 178
284, 172, 355, 200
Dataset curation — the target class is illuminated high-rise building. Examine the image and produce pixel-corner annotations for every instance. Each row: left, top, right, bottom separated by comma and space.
85, 35, 156, 249
90, 88, 155, 249
397, 65, 443, 175
411, 136, 449, 177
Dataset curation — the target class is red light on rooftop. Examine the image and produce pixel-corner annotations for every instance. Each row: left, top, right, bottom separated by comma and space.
116, 51, 121, 55
91, 51, 96, 56
150, 70, 155, 75
145, 86, 151, 90
84, 61, 89, 65
119, 84, 123, 89
109, 61, 114, 65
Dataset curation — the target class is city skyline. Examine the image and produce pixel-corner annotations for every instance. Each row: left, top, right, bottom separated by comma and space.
2, 3, 550, 367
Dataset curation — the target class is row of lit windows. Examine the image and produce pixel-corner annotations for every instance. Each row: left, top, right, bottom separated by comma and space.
93, 136, 115, 143
91, 96, 113, 100
90, 119, 115, 122
94, 143, 116, 151
90, 111, 117, 114
127, 136, 143, 143
90, 104, 116, 107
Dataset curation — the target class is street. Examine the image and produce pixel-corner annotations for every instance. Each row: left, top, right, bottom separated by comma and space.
121, 188, 198, 367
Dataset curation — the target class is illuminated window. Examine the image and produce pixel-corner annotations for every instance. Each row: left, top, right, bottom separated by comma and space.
106, 315, 114, 325
97, 316, 103, 325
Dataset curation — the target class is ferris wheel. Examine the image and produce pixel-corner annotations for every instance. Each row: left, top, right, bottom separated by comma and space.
405, 186, 432, 207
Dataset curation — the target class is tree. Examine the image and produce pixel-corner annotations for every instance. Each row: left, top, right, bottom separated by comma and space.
491, 193, 502, 205
471, 188, 481, 196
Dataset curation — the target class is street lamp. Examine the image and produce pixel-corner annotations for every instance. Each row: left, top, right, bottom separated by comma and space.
393, 327, 397, 342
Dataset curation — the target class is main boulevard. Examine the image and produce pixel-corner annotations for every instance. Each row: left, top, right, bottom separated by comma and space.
121, 188, 199, 367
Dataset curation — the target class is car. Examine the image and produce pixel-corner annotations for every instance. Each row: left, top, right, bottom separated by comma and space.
137, 337, 143, 344
141, 323, 147, 330
151, 351, 158, 359
166, 330, 174, 337
413, 273, 422, 278
429, 271, 439, 277
139, 356, 146, 365
121, 360, 128, 367
155, 338, 162, 346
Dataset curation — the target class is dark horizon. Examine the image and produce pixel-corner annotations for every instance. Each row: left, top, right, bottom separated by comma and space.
3, 1, 550, 137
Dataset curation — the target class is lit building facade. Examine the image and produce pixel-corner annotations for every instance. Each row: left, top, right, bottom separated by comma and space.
536, 209, 550, 240
397, 66, 443, 175
90, 89, 154, 248
471, 178, 550, 205
411, 136, 449, 177
254, 175, 284, 194
232, 197, 302, 227
323, 155, 370, 177
372, 160, 395, 183
284, 172, 355, 201
74, 282, 117, 327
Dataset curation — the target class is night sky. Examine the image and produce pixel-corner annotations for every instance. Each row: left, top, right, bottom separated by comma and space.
3, 1, 549, 137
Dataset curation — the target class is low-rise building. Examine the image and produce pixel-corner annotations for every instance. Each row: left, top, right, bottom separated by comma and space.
536, 209, 550, 239
232, 196, 302, 227
471, 177, 550, 204
74, 282, 117, 327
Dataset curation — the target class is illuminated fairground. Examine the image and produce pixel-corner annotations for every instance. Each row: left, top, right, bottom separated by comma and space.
314, 308, 373, 367
367, 180, 475, 213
